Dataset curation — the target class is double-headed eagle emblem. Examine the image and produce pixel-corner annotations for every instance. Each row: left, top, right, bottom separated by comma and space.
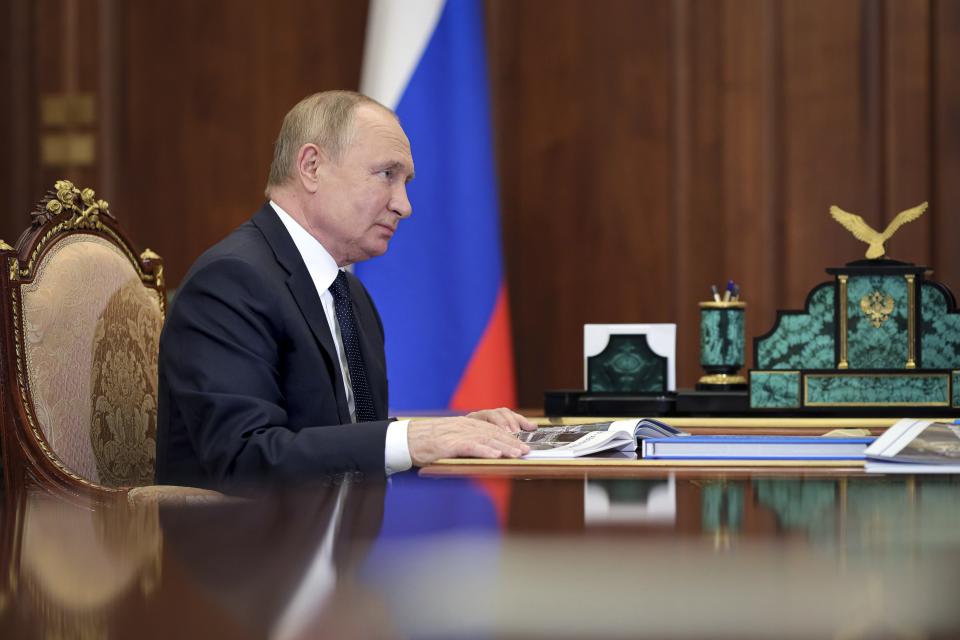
860, 291, 895, 328
829, 202, 928, 259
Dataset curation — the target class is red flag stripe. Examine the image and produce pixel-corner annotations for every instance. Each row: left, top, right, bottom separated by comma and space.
449, 284, 517, 410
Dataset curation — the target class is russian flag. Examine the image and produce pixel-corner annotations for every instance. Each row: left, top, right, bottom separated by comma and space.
356, 0, 516, 412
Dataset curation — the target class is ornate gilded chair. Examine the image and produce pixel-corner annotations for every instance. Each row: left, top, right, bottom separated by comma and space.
0, 181, 208, 498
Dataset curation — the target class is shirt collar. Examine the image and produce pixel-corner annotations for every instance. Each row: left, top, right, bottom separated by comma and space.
269, 200, 341, 293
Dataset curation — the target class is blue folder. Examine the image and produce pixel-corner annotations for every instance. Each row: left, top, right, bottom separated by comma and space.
641, 435, 875, 460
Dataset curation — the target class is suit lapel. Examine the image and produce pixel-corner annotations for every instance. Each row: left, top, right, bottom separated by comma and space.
252, 204, 352, 423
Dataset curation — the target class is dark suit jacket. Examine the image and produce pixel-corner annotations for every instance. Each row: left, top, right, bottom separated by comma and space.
155, 204, 392, 489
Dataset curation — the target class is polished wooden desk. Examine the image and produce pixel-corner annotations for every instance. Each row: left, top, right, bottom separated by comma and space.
420, 415, 917, 479
423, 458, 869, 478
3, 461, 960, 638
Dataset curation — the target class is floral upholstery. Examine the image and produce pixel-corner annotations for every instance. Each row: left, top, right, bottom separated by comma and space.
21, 234, 163, 487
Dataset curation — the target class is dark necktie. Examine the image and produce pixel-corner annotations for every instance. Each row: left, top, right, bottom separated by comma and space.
329, 270, 377, 422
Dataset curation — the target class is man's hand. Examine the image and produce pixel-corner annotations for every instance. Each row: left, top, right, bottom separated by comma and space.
407, 416, 533, 467
466, 407, 538, 433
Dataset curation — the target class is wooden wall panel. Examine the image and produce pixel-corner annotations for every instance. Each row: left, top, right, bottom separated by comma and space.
670, 0, 727, 391
933, 0, 960, 290
780, 0, 883, 296
490, 0, 953, 406
719, 0, 783, 370
0, 0, 104, 246
34, 0, 103, 214
2, 0, 957, 410
0, 0, 20, 245
883, 0, 932, 263
488, 0, 673, 400
111, 0, 369, 286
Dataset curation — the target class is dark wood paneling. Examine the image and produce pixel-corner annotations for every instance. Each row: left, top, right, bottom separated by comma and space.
671, 0, 727, 390
883, 0, 932, 263
2, 0, 958, 410
780, 0, 883, 296
933, 0, 960, 289
492, 0, 951, 406
1, 0, 104, 244
34, 0, 103, 211
719, 0, 783, 372
111, 0, 368, 285
489, 0, 673, 401
0, 0, 19, 245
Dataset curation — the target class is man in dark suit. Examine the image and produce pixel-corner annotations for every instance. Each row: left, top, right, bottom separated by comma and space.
156, 91, 534, 489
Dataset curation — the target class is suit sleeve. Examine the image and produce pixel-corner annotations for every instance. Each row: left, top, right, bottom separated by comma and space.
160, 257, 390, 486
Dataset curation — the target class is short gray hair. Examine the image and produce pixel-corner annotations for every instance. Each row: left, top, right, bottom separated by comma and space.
264, 90, 393, 195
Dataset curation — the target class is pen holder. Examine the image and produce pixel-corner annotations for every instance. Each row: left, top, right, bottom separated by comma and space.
697, 300, 747, 390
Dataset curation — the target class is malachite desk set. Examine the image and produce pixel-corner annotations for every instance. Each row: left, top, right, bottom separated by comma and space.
545, 201, 960, 417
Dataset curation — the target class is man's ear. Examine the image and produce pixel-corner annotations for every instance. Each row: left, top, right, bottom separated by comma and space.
296, 143, 325, 193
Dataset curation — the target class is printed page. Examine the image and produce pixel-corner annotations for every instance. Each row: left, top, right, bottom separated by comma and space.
523, 431, 636, 459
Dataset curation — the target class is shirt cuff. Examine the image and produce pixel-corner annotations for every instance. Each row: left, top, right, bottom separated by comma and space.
384, 419, 412, 475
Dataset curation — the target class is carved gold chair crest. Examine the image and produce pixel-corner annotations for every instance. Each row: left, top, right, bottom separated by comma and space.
0, 181, 166, 493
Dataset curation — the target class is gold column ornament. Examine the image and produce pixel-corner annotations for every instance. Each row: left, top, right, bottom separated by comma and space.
838, 275, 849, 369
905, 274, 916, 369
0, 239, 13, 251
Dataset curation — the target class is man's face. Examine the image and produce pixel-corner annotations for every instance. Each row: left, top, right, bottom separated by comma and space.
306, 105, 415, 266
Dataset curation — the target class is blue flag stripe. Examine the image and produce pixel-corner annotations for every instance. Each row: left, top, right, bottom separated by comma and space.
356, 0, 506, 409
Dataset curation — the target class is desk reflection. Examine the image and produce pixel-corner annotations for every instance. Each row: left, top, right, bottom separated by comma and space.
3, 473, 960, 638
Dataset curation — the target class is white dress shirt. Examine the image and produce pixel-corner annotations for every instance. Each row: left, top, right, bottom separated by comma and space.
270, 201, 411, 475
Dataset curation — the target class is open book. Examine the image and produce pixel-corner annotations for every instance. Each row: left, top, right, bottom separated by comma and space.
865, 418, 960, 473
519, 418, 687, 459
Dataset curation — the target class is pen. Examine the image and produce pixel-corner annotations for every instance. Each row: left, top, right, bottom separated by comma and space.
723, 280, 733, 302
711, 285, 720, 303
732, 284, 740, 301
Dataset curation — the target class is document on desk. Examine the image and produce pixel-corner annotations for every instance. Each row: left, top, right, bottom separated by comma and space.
519, 418, 688, 459
865, 418, 960, 473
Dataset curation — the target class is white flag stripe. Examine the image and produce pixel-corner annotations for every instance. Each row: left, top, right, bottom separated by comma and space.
360, 0, 446, 110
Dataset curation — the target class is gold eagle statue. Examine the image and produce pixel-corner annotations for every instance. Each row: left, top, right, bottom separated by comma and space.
829, 202, 928, 259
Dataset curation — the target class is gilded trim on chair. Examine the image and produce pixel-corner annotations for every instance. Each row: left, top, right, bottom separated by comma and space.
139, 248, 166, 315
20, 221, 154, 285
9, 282, 118, 492
30, 180, 113, 228
3, 180, 166, 493
20, 182, 162, 296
